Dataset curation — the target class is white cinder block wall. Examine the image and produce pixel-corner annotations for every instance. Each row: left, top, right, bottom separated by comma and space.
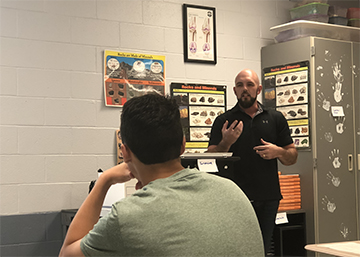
0, 0, 297, 215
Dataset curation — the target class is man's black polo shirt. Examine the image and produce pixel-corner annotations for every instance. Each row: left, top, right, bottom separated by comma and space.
208, 102, 293, 201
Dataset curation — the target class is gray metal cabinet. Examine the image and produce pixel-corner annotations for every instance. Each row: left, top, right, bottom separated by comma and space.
261, 37, 359, 245
354, 41, 359, 240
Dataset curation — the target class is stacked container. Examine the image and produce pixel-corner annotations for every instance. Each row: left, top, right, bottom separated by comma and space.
328, 5, 348, 26
290, 2, 330, 23
347, 8, 360, 27
278, 173, 301, 211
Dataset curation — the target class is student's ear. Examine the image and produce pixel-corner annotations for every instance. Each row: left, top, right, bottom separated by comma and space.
257, 84, 263, 95
180, 136, 186, 155
121, 144, 132, 163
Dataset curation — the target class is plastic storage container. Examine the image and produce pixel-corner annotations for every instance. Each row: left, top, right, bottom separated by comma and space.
348, 18, 360, 28
328, 6, 348, 17
290, 2, 330, 20
329, 16, 348, 25
294, 0, 328, 6
293, 14, 329, 23
274, 26, 330, 43
271, 20, 360, 43
347, 8, 360, 19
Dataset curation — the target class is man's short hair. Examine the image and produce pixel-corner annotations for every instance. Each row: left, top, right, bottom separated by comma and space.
120, 94, 183, 164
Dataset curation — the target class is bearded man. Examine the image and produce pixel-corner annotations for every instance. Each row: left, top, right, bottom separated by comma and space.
207, 69, 298, 255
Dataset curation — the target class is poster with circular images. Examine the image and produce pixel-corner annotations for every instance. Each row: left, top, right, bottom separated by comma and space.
171, 82, 226, 153
263, 61, 310, 149
104, 50, 165, 107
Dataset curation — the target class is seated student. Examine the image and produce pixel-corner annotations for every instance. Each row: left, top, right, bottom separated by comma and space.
59, 94, 264, 257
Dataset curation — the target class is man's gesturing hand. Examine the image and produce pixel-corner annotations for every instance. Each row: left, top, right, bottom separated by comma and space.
221, 120, 243, 146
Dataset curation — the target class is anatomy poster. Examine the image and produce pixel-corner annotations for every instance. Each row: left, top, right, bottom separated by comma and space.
263, 61, 310, 148
104, 50, 165, 107
183, 4, 217, 64
170, 82, 226, 153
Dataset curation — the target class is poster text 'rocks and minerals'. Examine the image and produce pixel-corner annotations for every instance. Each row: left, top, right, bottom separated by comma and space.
171, 82, 226, 153
263, 61, 310, 149
104, 50, 165, 107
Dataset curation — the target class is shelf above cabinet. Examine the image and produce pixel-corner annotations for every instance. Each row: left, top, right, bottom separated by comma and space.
270, 20, 360, 43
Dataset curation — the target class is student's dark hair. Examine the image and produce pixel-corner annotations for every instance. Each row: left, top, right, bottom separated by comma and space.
120, 94, 183, 165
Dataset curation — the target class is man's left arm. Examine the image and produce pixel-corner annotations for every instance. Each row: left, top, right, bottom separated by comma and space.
276, 143, 298, 166
254, 139, 298, 166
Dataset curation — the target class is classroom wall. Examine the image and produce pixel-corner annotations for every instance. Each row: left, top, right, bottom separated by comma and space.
0, 0, 295, 216
1, 0, 358, 255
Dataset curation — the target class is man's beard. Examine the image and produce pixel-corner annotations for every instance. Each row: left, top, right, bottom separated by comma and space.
238, 94, 257, 109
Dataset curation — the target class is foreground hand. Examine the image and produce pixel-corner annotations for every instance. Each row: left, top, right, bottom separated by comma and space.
101, 162, 133, 185
253, 138, 280, 160
221, 120, 243, 146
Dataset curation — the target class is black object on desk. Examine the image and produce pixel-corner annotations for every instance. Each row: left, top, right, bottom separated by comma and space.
180, 154, 240, 180
61, 209, 78, 239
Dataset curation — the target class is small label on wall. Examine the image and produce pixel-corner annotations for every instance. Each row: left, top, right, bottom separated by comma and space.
276, 212, 289, 224
331, 106, 344, 117
197, 159, 218, 172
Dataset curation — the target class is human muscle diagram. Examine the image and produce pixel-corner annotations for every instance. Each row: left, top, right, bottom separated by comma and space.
184, 5, 216, 63
187, 14, 212, 58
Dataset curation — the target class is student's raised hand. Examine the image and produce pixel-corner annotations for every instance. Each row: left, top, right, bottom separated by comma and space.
102, 162, 133, 185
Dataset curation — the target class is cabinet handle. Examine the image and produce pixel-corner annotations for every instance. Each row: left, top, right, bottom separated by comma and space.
348, 154, 353, 171
358, 154, 360, 171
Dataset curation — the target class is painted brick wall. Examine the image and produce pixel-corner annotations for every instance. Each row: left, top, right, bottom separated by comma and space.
1, 0, 355, 215
0, 212, 63, 256
0, 0, 296, 216
1, 0, 357, 255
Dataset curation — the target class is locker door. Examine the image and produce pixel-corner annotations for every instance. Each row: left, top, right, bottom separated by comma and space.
313, 38, 357, 242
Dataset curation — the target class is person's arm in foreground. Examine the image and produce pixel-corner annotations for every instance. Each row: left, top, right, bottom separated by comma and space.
253, 139, 298, 166
59, 163, 133, 257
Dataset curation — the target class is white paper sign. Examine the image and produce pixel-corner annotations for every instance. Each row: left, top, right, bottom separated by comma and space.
276, 212, 289, 224
197, 159, 218, 172
331, 106, 344, 117
98, 172, 126, 216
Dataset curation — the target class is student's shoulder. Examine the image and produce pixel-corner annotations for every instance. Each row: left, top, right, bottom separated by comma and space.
203, 172, 241, 190
204, 174, 252, 205
110, 190, 155, 223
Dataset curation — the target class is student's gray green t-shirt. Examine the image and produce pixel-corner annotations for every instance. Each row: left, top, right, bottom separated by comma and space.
80, 168, 264, 256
